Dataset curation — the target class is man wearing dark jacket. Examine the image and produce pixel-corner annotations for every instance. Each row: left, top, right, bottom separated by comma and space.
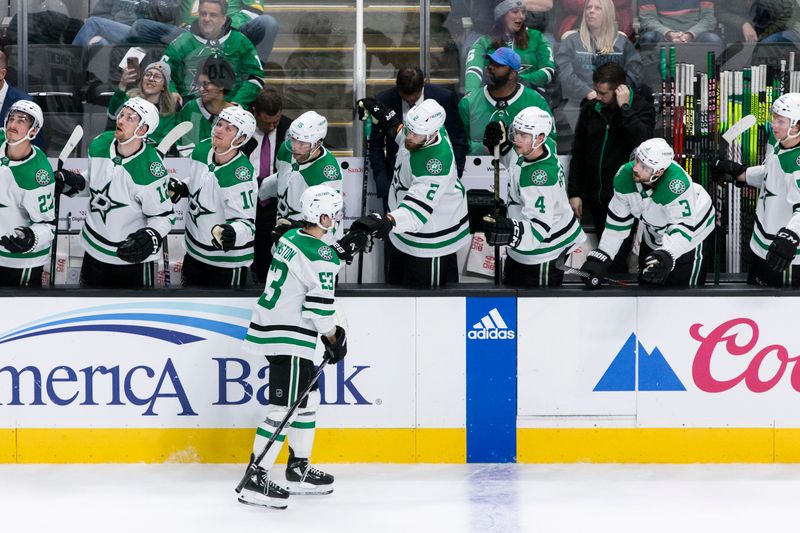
367, 65, 468, 206
567, 62, 655, 270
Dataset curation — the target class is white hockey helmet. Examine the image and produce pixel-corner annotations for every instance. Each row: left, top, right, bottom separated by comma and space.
301, 185, 343, 232
119, 96, 160, 141
512, 106, 552, 145
5, 100, 44, 145
289, 111, 328, 145
213, 106, 257, 147
773, 93, 800, 125
405, 99, 446, 136
634, 138, 674, 181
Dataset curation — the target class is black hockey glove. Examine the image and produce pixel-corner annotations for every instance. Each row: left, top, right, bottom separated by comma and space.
356, 98, 400, 132
483, 215, 523, 247
641, 248, 675, 285
332, 230, 371, 264
349, 213, 394, 240
482, 121, 512, 156
117, 227, 162, 263
0, 226, 36, 253
271, 217, 303, 242
712, 159, 746, 187
582, 249, 613, 289
211, 224, 237, 251
766, 227, 800, 272
321, 326, 348, 364
54, 169, 86, 197
167, 177, 189, 203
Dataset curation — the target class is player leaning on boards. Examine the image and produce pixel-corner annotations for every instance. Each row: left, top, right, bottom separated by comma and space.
167, 106, 257, 287
482, 107, 586, 287
583, 138, 714, 287
257, 111, 343, 246
714, 93, 800, 287
352, 98, 470, 287
0, 101, 55, 286
237, 186, 352, 510
55, 97, 175, 288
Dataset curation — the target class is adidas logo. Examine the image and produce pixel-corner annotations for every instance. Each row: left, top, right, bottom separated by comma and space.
468, 308, 515, 340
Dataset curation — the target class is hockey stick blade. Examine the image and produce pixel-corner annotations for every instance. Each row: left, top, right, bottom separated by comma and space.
156, 121, 193, 157
554, 253, 629, 287
722, 114, 756, 144
57, 125, 83, 169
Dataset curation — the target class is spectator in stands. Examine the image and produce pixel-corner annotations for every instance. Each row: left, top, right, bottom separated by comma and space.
556, 0, 642, 105
176, 57, 235, 155
108, 61, 178, 145
368, 66, 468, 207
715, 1, 759, 42
248, 87, 292, 284
567, 62, 655, 272
465, 0, 555, 94
72, 0, 181, 47
0, 52, 44, 151
524, 0, 555, 37
752, 1, 800, 45
639, 0, 723, 45
459, 47, 553, 155
161, 0, 265, 107
555, 0, 633, 40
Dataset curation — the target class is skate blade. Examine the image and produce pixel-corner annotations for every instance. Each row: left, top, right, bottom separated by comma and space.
237, 493, 289, 510
285, 482, 334, 496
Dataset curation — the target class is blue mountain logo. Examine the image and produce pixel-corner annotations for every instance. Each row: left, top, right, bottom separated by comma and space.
594, 333, 686, 392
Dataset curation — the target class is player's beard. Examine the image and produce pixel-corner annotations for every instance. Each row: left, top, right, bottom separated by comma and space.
487, 71, 512, 89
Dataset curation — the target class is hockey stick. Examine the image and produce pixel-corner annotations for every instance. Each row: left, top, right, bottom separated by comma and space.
721, 114, 756, 145
50, 125, 83, 287
155, 121, 193, 288
554, 253, 629, 288
357, 119, 371, 284
492, 144, 501, 285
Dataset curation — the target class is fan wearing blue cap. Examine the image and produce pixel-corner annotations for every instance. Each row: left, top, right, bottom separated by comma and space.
465, 0, 555, 94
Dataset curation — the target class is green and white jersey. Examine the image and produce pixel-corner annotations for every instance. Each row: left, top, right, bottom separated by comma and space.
259, 141, 343, 244
744, 134, 800, 263
600, 160, 714, 260
80, 131, 175, 266
505, 139, 586, 265
182, 139, 257, 268
242, 228, 341, 361
0, 131, 55, 269
387, 127, 470, 258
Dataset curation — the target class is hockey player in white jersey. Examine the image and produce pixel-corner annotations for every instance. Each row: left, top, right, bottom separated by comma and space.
352, 98, 470, 287
257, 111, 343, 245
167, 106, 257, 287
482, 107, 586, 286
237, 186, 349, 510
55, 97, 175, 288
583, 137, 714, 287
0, 101, 55, 286
714, 93, 800, 287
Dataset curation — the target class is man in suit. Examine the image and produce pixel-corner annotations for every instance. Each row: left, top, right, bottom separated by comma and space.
249, 86, 292, 284
368, 65, 467, 210
0, 52, 45, 151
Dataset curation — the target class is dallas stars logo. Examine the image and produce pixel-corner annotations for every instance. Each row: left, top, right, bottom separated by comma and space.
532, 169, 548, 185
760, 186, 776, 202
323, 165, 338, 180
318, 246, 333, 261
150, 162, 166, 178
426, 159, 443, 175
187, 189, 214, 226
235, 166, 251, 182
89, 182, 128, 224
35, 169, 51, 186
668, 179, 686, 194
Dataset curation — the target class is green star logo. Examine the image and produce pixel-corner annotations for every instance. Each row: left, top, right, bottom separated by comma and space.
323, 164, 338, 180
426, 158, 443, 175
187, 188, 214, 226
89, 182, 128, 224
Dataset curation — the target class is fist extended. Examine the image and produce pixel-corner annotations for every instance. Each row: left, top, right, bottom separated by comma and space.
349, 213, 394, 240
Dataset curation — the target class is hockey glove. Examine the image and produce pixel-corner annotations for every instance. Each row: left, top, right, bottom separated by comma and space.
321, 326, 348, 364
332, 230, 371, 264
766, 227, 800, 272
582, 249, 613, 289
211, 224, 237, 251
482, 121, 512, 156
54, 169, 86, 197
271, 217, 303, 242
712, 159, 746, 187
0, 226, 36, 253
350, 213, 394, 240
641, 248, 675, 285
117, 227, 162, 263
356, 98, 400, 132
483, 215, 523, 247
167, 177, 189, 203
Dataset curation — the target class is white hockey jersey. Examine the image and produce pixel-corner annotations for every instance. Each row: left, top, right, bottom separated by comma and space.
387, 127, 470, 258
0, 130, 55, 269
182, 140, 257, 269
242, 228, 340, 361
600, 160, 714, 259
80, 132, 175, 266
505, 139, 586, 264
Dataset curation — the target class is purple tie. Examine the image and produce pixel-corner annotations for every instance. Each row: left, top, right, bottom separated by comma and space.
258, 134, 272, 207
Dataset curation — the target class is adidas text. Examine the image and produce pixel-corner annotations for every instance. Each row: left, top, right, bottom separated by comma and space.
468, 329, 515, 340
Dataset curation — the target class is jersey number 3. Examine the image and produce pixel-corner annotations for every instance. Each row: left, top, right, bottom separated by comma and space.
259, 259, 289, 309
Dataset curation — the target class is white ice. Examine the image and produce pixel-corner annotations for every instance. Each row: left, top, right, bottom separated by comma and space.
1, 463, 797, 532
